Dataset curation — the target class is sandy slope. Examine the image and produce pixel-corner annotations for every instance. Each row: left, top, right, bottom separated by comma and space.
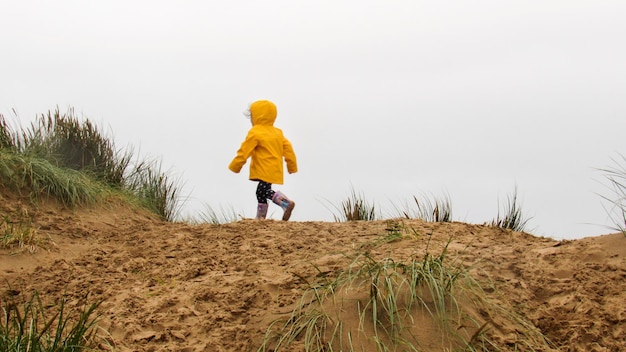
1, 192, 625, 351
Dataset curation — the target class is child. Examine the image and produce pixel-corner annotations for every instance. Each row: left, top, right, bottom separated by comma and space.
228, 100, 298, 220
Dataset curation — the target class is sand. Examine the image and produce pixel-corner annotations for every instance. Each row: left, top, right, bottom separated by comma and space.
1, 189, 625, 351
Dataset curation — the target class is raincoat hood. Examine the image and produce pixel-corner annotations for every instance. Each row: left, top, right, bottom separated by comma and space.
250, 100, 277, 126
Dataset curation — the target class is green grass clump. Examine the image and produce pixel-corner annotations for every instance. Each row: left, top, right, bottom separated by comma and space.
0, 150, 102, 207
490, 186, 531, 232
122, 158, 184, 221
0, 109, 184, 221
12, 108, 132, 187
327, 187, 377, 222
0, 291, 103, 351
0, 211, 44, 254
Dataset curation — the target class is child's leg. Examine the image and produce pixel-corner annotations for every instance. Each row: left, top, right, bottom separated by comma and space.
255, 181, 274, 219
256, 181, 275, 203
272, 191, 296, 221
256, 181, 296, 221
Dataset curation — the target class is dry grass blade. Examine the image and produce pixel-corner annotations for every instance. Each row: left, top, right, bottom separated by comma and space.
598, 154, 626, 236
0, 114, 19, 150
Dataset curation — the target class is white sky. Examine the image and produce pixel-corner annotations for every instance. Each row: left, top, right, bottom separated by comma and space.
2, 1, 625, 239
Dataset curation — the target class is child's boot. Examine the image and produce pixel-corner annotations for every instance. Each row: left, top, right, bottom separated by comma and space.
256, 203, 268, 220
272, 191, 295, 221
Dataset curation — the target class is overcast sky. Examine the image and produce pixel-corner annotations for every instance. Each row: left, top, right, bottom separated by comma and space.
2, 1, 626, 239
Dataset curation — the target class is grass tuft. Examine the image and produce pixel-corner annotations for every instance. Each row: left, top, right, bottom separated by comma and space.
17, 108, 132, 187
390, 192, 453, 222
0, 109, 184, 221
0, 211, 46, 254
326, 186, 377, 222
490, 186, 531, 232
0, 113, 19, 150
123, 158, 185, 222
0, 150, 102, 207
0, 291, 103, 351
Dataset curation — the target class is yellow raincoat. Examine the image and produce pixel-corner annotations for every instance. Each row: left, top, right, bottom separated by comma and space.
228, 100, 297, 184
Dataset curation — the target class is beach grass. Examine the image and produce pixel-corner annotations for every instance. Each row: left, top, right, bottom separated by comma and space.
389, 192, 453, 222
599, 154, 626, 236
326, 186, 377, 222
0, 109, 183, 221
0, 291, 104, 352
0, 210, 45, 254
122, 157, 185, 221
192, 203, 240, 224
0, 150, 103, 207
489, 186, 531, 232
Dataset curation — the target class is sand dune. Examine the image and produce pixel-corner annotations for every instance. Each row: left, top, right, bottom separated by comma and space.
1, 190, 625, 351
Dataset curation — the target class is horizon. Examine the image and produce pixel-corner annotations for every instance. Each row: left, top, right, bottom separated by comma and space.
0, 108, 623, 240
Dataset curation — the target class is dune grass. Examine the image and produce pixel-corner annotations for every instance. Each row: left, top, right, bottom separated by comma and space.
192, 203, 240, 224
0, 109, 183, 221
599, 154, 626, 236
0, 150, 103, 207
390, 192, 453, 222
122, 157, 185, 221
258, 224, 550, 351
0, 291, 104, 352
328, 186, 534, 231
0, 211, 44, 254
0, 113, 18, 150
326, 187, 377, 222
489, 186, 531, 232
17, 108, 132, 186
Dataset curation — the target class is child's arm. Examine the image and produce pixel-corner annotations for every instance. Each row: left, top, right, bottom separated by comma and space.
228, 131, 257, 173
283, 138, 298, 174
